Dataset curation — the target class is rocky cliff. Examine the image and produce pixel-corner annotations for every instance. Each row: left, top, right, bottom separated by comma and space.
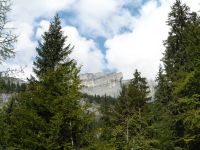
80, 72, 156, 99
0, 73, 156, 104
80, 72, 123, 97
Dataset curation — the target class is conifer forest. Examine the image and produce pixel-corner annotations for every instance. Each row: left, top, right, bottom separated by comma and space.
0, 0, 200, 149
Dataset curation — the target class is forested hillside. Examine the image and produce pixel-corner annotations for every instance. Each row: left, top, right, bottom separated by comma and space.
0, 0, 200, 149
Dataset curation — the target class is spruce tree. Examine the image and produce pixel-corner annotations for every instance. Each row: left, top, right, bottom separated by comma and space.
172, 12, 200, 149
33, 14, 72, 78
154, 66, 172, 105
147, 66, 174, 150
99, 95, 115, 142
163, 0, 190, 82
112, 70, 151, 149
162, 0, 200, 149
4, 14, 93, 149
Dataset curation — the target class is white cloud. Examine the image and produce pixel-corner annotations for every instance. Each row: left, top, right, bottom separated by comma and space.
5, 19, 105, 79
6, 0, 106, 79
9, 0, 76, 23
7, 0, 137, 78
3, 22, 37, 80
4, 0, 76, 79
105, 0, 170, 80
105, 0, 200, 80
35, 20, 105, 73
72, 0, 135, 37
4, 0, 200, 80
36, 20, 50, 39
63, 26, 105, 73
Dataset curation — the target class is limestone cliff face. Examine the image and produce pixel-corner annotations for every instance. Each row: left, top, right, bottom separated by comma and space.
80, 72, 123, 97
80, 72, 156, 100
0, 73, 156, 104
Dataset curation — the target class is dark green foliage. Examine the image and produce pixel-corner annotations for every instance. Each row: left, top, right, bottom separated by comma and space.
134, 1, 200, 149
111, 70, 151, 149
1, 14, 94, 149
98, 95, 116, 143
0, 76, 7, 93
33, 14, 72, 78
163, 0, 190, 82
146, 66, 174, 150
172, 71, 200, 149
83, 94, 116, 104
154, 66, 172, 105
146, 103, 174, 150
82, 94, 117, 148
161, 0, 200, 149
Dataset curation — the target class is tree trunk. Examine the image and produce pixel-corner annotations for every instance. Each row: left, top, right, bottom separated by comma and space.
126, 118, 129, 149
69, 121, 74, 147
139, 107, 141, 130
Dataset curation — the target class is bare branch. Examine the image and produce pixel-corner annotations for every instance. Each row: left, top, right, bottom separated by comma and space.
0, 0, 17, 63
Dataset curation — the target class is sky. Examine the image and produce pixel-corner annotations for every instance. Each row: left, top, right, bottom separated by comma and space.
2, 0, 200, 80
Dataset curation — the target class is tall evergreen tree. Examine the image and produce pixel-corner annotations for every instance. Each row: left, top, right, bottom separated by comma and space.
33, 14, 72, 78
172, 12, 200, 149
111, 70, 151, 149
146, 66, 174, 150
163, 0, 190, 82
3, 14, 94, 149
99, 95, 115, 142
162, 0, 200, 149
154, 66, 172, 105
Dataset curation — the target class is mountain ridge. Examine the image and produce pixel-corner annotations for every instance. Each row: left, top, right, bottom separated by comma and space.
80, 72, 156, 98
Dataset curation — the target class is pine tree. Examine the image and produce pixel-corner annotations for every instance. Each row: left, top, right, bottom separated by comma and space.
99, 95, 115, 142
3, 14, 94, 149
163, 0, 190, 82
111, 70, 151, 149
162, 1, 200, 149
146, 66, 174, 150
154, 66, 172, 105
33, 14, 73, 78
172, 12, 200, 149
